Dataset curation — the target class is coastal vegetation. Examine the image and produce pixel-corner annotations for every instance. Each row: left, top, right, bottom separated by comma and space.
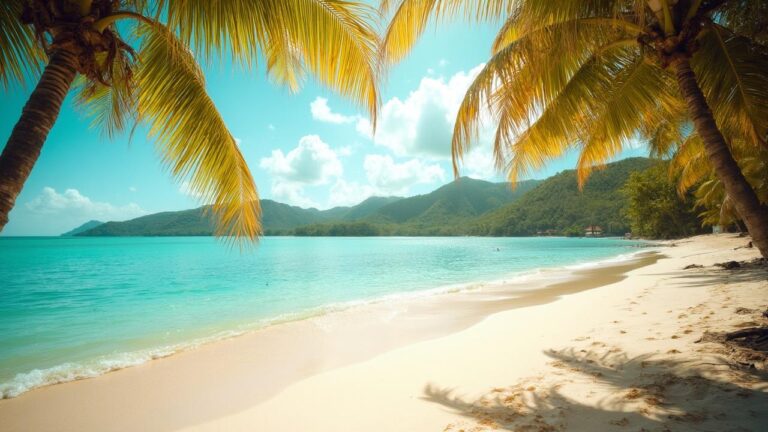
73, 158, 705, 239
380, 0, 768, 257
623, 162, 704, 239
470, 158, 655, 236
0, 0, 380, 241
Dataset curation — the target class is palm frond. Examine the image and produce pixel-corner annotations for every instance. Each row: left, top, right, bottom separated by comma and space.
73, 50, 137, 138
491, 0, 641, 53
135, 21, 261, 242
452, 17, 631, 179
669, 133, 709, 195
0, 0, 43, 88
693, 23, 768, 148
380, 0, 514, 65
576, 57, 675, 184
160, 0, 381, 123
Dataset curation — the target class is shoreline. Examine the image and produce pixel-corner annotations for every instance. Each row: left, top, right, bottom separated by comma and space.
0, 247, 659, 431
0, 244, 655, 400
2, 234, 765, 431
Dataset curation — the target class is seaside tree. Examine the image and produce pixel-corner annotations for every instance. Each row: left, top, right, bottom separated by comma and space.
623, 162, 702, 238
0, 0, 379, 241
380, 0, 768, 258
669, 138, 768, 230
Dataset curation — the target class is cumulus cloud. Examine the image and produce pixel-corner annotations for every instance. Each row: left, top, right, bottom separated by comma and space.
367, 64, 485, 159
178, 181, 204, 199
260, 135, 346, 208
26, 187, 146, 219
327, 156, 445, 207
363, 155, 445, 195
271, 182, 319, 209
19, 187, 147, 234
328, 179, 376, 208
260, 135, 343, 185
310, 97, 358, 124
352, 64, 501, 180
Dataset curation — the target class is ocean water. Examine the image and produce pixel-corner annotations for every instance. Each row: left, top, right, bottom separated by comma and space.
0, 236, 646, 398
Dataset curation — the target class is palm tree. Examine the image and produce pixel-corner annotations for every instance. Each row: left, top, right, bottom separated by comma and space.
0, 0, 380, 241
380, 0, 768, 257
669, 135, 768, 230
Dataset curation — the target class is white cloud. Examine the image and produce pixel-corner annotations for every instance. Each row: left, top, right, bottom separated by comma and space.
327, 155, 445, 207
271, 182, 319, 209
128, 186, 137, 192
268, 124, 275, 131
178, 181, 204, 199
260, 135, 342, 185
355, 117, 373, 138
364, 155, 445, 195
439, 59, 449, 67
25, 187, 146, 223
310, 97, 358, 124
260, 135, 346, 208
328, 179, 376, 208
338, 145, 353, 157
461, 143, 499, 180
234, 137, 242, 147
352, 64, 500, 180
363, 64, 485, 159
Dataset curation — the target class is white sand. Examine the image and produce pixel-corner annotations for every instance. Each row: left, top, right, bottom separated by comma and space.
1, 234, 766, 431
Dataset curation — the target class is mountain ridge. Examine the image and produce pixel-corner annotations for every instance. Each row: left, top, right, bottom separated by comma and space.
71, 177, 539, 237
69, 159, 655, 237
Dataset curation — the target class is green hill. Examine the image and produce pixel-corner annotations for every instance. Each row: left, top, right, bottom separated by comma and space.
74, 178, 536, 237
73, 159, 656, 237
74, 196, 403, 237
470, 157, 658, 236
78, 200, 332, 237
80, 208, 213, 236
293, 178, 541, 236
338, 196, 403, 220
61, 220, 103, 236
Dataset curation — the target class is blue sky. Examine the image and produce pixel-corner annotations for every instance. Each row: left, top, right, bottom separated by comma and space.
1, 18, 645, 236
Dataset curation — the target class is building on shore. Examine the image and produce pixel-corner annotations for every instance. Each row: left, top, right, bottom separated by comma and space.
585, 225, 603, 237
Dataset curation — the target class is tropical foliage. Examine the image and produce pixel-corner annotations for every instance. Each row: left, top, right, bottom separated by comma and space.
623, 162, 703, 239
380, 0, 768, 257
472, 157, 655, 236
0, 0, 380, 242
666, 134, 768, 228
75, 158, 652, 237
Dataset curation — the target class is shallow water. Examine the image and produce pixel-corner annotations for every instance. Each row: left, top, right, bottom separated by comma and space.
0, 236, 645, 397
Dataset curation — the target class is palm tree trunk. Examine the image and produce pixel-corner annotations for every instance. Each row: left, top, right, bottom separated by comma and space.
672, 56, 768, 258
0, 50, 79, 232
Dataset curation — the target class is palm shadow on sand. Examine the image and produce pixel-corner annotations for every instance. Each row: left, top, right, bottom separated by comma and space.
423, 347, 768, 431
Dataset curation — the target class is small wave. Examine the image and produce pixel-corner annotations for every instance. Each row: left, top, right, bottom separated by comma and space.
563, 248, 657, 270
1, 246, 654, 398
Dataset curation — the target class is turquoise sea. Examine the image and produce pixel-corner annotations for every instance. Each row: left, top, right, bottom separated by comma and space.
0, 236, 646, 398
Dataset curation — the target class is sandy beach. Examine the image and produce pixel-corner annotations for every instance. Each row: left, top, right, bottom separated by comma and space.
1, 234, 766, 431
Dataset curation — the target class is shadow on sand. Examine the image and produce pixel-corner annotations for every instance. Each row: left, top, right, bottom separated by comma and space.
423, 347, 768, 431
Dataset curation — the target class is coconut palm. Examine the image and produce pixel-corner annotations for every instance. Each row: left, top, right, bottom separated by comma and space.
668, 135, 768, 229
0, 0, 380, 241
380, 0, 768, 257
